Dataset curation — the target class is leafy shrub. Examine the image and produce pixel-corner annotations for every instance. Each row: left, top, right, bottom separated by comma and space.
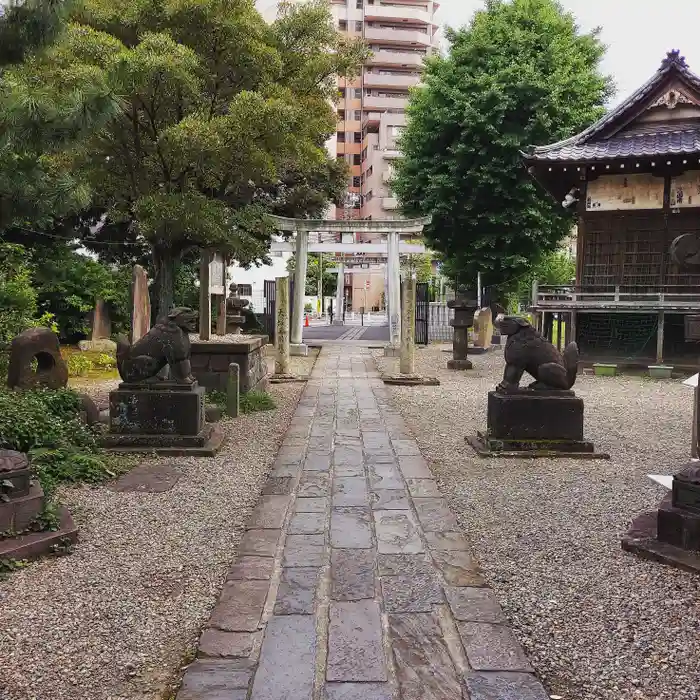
95, 353, 115, 370
241, 390, 276, 414
304, 302, 313, 313
66, 354, 94, 377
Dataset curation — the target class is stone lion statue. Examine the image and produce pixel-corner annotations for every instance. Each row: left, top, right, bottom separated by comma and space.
116, 307, 198, 383
495, 315, 579, 391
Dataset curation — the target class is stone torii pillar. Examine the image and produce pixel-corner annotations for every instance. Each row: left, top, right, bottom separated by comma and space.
333, 263, 345, 325
385, 231, 401, 356
290, 230, 309, 356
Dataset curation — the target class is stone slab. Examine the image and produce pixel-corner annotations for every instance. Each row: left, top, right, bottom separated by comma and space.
227, 556, 274, 581
178, 659, 252, 700
445, 587, 506, 623
388, 613, 463, 700
331, 548, 376, 601
274, 567, 320, 615
425, 531, 470, 552
298, 473, 330, 498
294, 497, 328, 514
0, 506, 78, 561
377, 554, 435, 577
289, 511, 326, 535
262, 477, 295, 496
431, 550, 486, 587
110, 462, 181, 493
371, 489, 410, 510
374, 510, 424, 554
198, 629, 260, 658
324, 683, 394, 700
381, 573, 444, 613
331, 508, 373, 549
391, 440, 421, 456
282, 534, 326, 567
332, 477, 370, 507
239, 529, 280, 558
250, 615, 316, 700
397, 456, 433, 479
327, 601, 387, 682
248, 496, 291, 529
413, 497, 460, 532
464, 672, 550, 700
304, 452, 332, 472
210, 580, 269, 632
457, 623, 533, 672
369, 464, 405, 490
406, 479, 442, 498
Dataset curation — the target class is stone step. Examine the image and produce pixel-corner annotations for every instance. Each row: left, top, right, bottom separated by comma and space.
0, 506, 77, 560
0, 482, 45, 533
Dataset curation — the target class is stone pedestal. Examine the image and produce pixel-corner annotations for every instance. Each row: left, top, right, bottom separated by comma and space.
622, 465, 700, 573
0, 449, 78, 560
102, 381, 223, 456
447, 298, 478, 370
190, 337, 269, 393
468, 389, 608, 458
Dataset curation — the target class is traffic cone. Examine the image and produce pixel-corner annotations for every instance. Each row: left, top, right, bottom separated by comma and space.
305, 314, 309, 327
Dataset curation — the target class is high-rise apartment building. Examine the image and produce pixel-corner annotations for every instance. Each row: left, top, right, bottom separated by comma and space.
331, 0, 440, 221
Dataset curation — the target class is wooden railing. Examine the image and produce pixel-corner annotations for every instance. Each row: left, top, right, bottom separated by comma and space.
532, 283, 700, 309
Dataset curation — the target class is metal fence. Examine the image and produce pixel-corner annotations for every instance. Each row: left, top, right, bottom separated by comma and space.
428, 302, 454, 343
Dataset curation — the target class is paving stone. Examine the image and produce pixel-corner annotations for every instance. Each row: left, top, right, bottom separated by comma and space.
457, 623, 533, 672
250, 615, 316, 700
324, 682, 394, 700
391, 439, 421, 456
381, 573, 443, 613
210, 580, 269, 632
445, 587, 506, 623
388, 613, 463, 700
327, 601, 387, 682
371, 489, 410, 510
365, 453, 398, 467
198, 629, 260, 658
179, 659, 252, 699
333, 446, 364, 467
283, 534, 326, 567
248, 495, 291, 529
304, 452, 332, 471
239, 529, 280, 557
331, 507, 373, 549
262, 477, 295, 495
274, 567, 320, 615
227, 556, 275, 581
331, 548, 376, 601
430, 550, 485, 587
334, 463, 365, 477
376, 554, 435, 577
406, 478, 442, 498
273, 449, 303, 466
294, 497, 328, 513
373, 510, 423, 554
111, 461, 181, 492
298, 472, 330, 497
425, 531, 470, 552
270, 462, 301, 478
397, 455, 433, 479
368, 463, 404, 490
413, 497, 460, 532
289, 511, 326, 534
463, 672, 549, 700
332, 477, 370, 507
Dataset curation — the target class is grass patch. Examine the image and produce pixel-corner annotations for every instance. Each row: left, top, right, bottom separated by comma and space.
206, 389, 276, 416
62, 346, 119, 381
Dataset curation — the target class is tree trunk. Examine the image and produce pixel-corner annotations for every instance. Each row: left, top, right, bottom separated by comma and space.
152, 246, 179, 322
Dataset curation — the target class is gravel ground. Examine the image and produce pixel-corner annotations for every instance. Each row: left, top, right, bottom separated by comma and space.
375, 345, 700, 700
0, 353, 316, 700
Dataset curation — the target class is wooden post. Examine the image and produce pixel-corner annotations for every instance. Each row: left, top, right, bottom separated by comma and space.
199, 250, 212, 341
656, 310, 665, 365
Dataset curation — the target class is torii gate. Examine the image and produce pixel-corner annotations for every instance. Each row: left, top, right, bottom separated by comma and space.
270, 215, 431, 356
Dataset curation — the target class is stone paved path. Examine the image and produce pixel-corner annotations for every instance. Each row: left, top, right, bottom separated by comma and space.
177, 348, 548, 700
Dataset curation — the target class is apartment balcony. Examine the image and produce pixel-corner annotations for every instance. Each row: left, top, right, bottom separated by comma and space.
363, 94, 409, 110
364, 5, 434, 25
364, 26, 432, 47
363, 72, 421, 89
382, 169, 393, 183
382, 197, 399, 211
383, 149, 401, 160
367, 50, 425, 68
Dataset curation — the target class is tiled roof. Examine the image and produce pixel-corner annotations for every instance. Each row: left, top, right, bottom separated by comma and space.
523, 51, 700, 163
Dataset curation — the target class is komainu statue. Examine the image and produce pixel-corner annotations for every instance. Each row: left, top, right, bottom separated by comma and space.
116, 307, 198, 383
495, 315, 579, 391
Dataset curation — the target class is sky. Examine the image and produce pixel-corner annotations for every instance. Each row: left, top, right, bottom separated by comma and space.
436, 0, 700, 106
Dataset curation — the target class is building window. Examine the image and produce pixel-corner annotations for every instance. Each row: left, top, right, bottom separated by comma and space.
355, 21, 362, 32
338, 20, 347, 30
354, 88, 362, 99
339, 88, 346, 98
354, 110, 362, 121
353, 154, 361, 165
353, 176, 361, 187
361, 147, 368, 161
236, 284, 253, 296
337, 109, 344, 120
356, 0, 362, 8
353, 132, 362, 143
336, 131, 345, 142
367, 166, 373, 177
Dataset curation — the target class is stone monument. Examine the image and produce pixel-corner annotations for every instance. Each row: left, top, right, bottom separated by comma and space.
7, 327, 69, 389
472, 306, 494, 353
131, 264, 151, 344
225, 283, 248, 334
102, 307, 223, 456
78, 298, 116, 352
0, 449, 78, 560
271, 276, 301, 382
447, 296, 478, 370
468, 315, 607, 458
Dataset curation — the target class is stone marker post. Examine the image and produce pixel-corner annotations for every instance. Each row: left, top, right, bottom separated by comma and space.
227, 362, 240, 418
275, 276, 291, 376
131, 265, 151, 344
90, 298, 112, 341
290, 230, 309, 356
385, 231, 401, 356
333, 263, 345, 326
199, 251, 212, 341
400, 278, 416, 375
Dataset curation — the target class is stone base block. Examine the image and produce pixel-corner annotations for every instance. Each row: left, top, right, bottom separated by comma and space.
384, 345, 401, 357
382, 374, 440, 387
290, 343, 308, 357
467, 432, 608, 459
0, 506, 77, 561
101, 425, 224, 457
467, 346, 491, 355
331, 320, 345, 326
109, 382, 205, 436
191, 336, 268, 394
0, 483, 44, 532
447, 359, 473, 371
622, 505, 700, 574
658, 499, 700, 550
487, 389, 584, 441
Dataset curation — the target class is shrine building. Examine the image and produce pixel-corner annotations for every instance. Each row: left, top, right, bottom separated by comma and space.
523, 50, 700, 367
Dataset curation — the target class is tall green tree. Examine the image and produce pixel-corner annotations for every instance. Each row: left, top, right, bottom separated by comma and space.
392, 0, 612, 290
29, 0, 366, 318
0, 0, 120, 233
